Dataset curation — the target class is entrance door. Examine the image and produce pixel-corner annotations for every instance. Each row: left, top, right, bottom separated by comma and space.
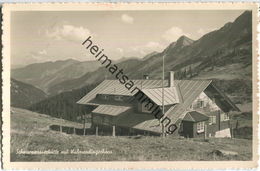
182, 121, 194, 138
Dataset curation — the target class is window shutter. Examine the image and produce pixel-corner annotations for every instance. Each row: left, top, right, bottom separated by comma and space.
213, 116, 216, 124
220, 114, 224, 121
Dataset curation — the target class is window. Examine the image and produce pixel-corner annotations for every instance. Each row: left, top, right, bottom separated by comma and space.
209, 116, 216, 125
114, 96, 123, 101
220, 113, 229, 121
200, 101, 204, 108
221, 113, 229, 121
197, 100, 205, 108
220, 114, 224, 121
197, 121, 205, 133
224, 113, 229, 121
102, 95, 108, 100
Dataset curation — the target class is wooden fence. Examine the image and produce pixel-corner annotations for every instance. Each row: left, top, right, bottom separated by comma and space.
49, 125, 94, 135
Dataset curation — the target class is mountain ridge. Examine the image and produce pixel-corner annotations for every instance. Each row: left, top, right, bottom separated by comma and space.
47, 11, 252, 95
11, 78, 48, 108
28, 11, 253, 122
12, 59, 100, 93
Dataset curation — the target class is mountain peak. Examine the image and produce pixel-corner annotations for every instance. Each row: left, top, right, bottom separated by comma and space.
175, 35, 194, 47
233, 10, 252, 26
178, 35, 189, 40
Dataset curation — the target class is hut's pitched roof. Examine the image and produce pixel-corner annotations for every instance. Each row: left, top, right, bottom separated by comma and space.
77, 79, 169, 105
77, 79, 239, 133
142, 87, 180, 105
164, 80, 212, 124
183, 111, 209, 122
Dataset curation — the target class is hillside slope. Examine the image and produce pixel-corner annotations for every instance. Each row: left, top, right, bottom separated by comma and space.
11, 107, 252, 161
11, 79, 47, 108
135, 11, 252, 80
45, 60, 100, 90
12, 59, 100, 93
29, 83, 97, 121
48, 58, 142, 95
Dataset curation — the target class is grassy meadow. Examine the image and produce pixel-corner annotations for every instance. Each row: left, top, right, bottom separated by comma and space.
11, 107, 252, 161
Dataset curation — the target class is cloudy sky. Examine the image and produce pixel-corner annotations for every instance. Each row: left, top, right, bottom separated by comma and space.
11, 10, 244, 66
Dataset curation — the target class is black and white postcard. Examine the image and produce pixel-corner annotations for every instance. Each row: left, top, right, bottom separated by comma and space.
1, 2, 259, 169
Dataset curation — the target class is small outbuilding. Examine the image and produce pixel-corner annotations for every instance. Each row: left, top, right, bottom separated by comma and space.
181, 111, 209, 138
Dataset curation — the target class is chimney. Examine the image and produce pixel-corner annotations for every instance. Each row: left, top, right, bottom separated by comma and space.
169, 71, 174, 87
143, 74, 149, 80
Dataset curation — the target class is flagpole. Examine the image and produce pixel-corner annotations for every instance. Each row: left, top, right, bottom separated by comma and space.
162, 55, 165, 137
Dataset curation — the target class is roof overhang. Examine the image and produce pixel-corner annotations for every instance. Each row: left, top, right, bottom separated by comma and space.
92, 105, 131, 116
205, 83, 241, 112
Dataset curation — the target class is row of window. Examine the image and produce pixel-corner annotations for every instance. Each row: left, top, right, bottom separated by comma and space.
176, 122, 202, 133
208, 113, 229, 125
190, 100, 206, 109
190, 98, 217, 110
197, 113, 229, 133
101, 95, 124, 101
209, 116, 216, 125
101, 95, 155, 114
